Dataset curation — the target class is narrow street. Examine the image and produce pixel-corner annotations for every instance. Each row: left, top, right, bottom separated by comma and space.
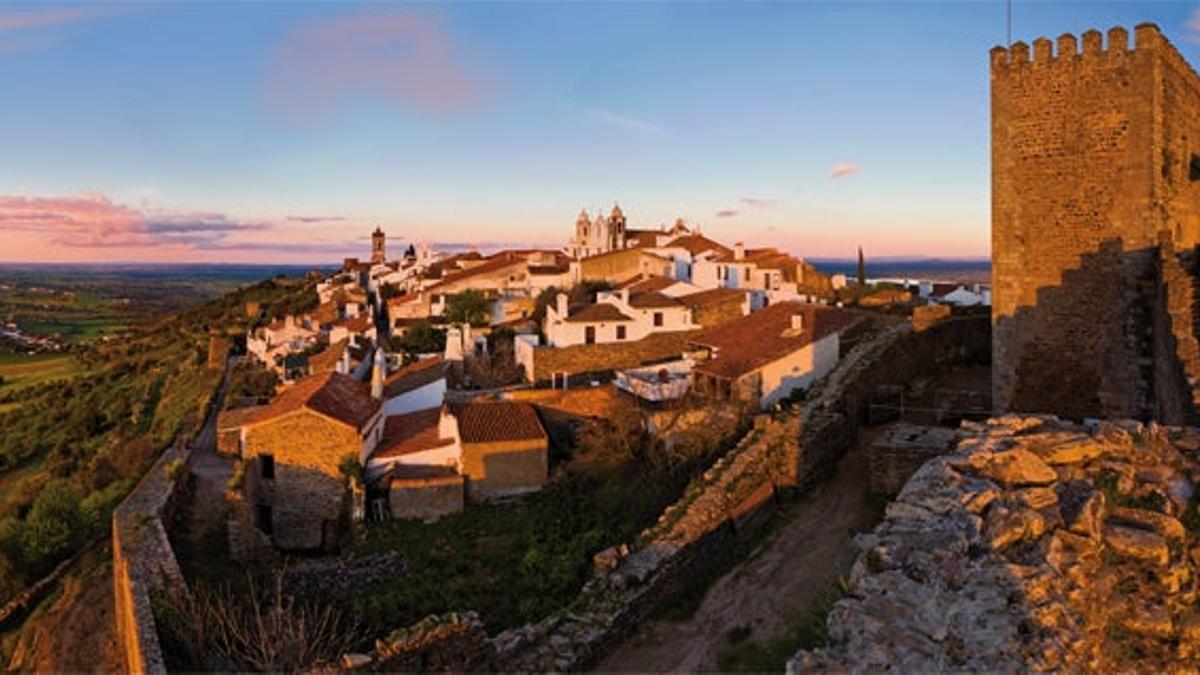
596, 439, 883, 673
172, 358, 237, 579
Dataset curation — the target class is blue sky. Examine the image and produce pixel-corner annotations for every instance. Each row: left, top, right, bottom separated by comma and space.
1, 1, 1198, 263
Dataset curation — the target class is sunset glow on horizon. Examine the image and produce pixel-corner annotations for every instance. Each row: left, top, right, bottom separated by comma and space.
4, 1, 1198, 264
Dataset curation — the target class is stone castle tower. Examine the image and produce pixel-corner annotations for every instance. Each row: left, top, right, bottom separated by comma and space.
371, 226, 386, 264
992, 23, 1200, 421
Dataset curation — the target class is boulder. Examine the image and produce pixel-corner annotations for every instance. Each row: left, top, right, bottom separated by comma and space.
1103, 525, 1169, 567
1014, 486, 1059, 510
1035, 436, 1106, 465
1106, 507, 1186, 543
1058, 481, 1105, 539
980, 449, 1057, 486
1121, 602, 1173, 639
985, 505, 1026, 550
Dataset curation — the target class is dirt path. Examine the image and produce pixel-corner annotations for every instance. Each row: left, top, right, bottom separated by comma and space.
173, 359, 236, 578
596, 437, 883, 673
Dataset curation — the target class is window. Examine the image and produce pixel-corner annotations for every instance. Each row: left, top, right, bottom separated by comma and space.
585, 326, 596, 344
260, 454, 276, 480
256, 504, 273, 535
653, 312, 664, 327
744, 267, 751, 281
616, 325, 626, 340
1191, 154, 1200, 181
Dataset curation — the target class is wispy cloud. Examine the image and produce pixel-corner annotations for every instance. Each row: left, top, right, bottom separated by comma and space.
715, 209, 738, 218
739, 196, 777, 208
264, 10, 486, 120
1186, 8, 1200, 43
287, 215, 347, 224
830, 163, 861, 179
584, 107, 663, 136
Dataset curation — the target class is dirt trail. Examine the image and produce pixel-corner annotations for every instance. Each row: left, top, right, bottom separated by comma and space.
596, 439, 882, 673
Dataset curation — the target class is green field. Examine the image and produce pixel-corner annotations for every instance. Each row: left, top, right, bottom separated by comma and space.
0, 354, 79, 399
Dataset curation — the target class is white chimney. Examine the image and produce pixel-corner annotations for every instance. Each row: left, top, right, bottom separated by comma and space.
370, 347, 385, 400
618, 289, 630, 305
734, 242, 745, 261
556, 292, 569, 318
337, 347, 350, 375
791, 314, 804, 332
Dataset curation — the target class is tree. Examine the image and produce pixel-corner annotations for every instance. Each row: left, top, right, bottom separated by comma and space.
396, 321, 446, 355
856, 246, 867, 287
444, 290, 491, 327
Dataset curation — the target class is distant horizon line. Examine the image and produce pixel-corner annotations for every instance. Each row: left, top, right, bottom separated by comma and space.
0, 254, 992, 267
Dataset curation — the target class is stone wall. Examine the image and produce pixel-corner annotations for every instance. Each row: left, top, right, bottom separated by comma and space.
792, 415, 1200, 672
338, 612, 493, 672
388, 474, 464, 520
867, 423, 960, 495
1155, 237, 1200, 425
911, 303, 951, 332
242, 411, 360, 551
112, 440, 192, 675
991, 24, 1200, 421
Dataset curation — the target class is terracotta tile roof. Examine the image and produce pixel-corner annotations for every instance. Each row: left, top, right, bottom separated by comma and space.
690, 303, 861, 379
309, 339, 348, 373
372, 408, 454, 460
384, 356, 448, 400
226, 371, 381, 431
623, 276, 677, 294
628, 291, 683, 309
713, 248, 798, 273
427, 252, 526, 290
448, 400, 547, 444
333, 314, 374, 333
678, 287, 746, 308
664, 234, 732, 258
386, 293, 419, 307
565, 303, 634, 323
217, 405, 265, 431
625, 229, 661, 248
528, 264, 570, 275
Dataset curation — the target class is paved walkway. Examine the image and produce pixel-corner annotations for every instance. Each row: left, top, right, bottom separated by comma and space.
595, 437, 883, 673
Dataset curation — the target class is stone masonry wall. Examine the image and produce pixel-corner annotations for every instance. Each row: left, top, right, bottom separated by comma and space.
242, 410, 359, 551
112, 440, 192, 675
992, 24, 1200, 421
1154, 236, 1200, 424
792, 416, 1200, 672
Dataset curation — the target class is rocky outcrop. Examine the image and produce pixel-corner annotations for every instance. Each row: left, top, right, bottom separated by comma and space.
791, 415, 1200, 672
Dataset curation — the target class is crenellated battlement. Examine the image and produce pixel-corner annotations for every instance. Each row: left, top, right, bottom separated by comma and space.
990, 23, 1162, 70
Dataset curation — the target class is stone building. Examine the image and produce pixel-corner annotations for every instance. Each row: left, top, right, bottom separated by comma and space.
219, 371, 383, 550
992, 24, 1200, 422
565, 205, 628, 258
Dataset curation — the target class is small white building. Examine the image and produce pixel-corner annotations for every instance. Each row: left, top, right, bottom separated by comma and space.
542, 287, 698, 348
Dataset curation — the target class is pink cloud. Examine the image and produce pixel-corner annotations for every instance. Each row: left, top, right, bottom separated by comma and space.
264, 10, 486, 119
830, 163, 861, 179
715, 209, 738, 218
0, 194, 272, 249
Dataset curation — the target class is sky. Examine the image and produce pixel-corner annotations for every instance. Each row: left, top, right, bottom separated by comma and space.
2, 1, 1200, 264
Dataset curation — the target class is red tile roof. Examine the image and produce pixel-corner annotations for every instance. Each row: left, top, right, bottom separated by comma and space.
309, 339, 349, 373
625, 229, 662, 248
427, 252, 526, 290
678, 287, 746, 308
690, 303, 861, 379
664, 234, 732, 258
628, 291, 683, 309
333, 314, 374, 333
384, 356, 448, 400
448, 400, 547, 444
372, 408, 454, 460
622, 276, 677, 294
225, 371, 381, 431
565, 303, 633, 323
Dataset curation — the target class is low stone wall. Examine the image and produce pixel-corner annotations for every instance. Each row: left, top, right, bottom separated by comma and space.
338, 612, 492, 671
112, 441, 191, 674
911, 303, 952, 332
791, 415, 1200, 672
867, 423, 960, 495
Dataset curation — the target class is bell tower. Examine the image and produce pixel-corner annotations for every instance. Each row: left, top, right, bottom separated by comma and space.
371, 226, 386, 264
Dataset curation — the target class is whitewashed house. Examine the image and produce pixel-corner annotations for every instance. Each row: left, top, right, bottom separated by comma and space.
542, 288, 698, 348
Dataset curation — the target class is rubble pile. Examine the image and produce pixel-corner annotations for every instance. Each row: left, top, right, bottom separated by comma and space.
792, 415, 1200, 672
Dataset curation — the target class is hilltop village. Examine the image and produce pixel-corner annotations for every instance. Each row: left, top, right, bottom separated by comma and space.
210, 208, 991, 546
